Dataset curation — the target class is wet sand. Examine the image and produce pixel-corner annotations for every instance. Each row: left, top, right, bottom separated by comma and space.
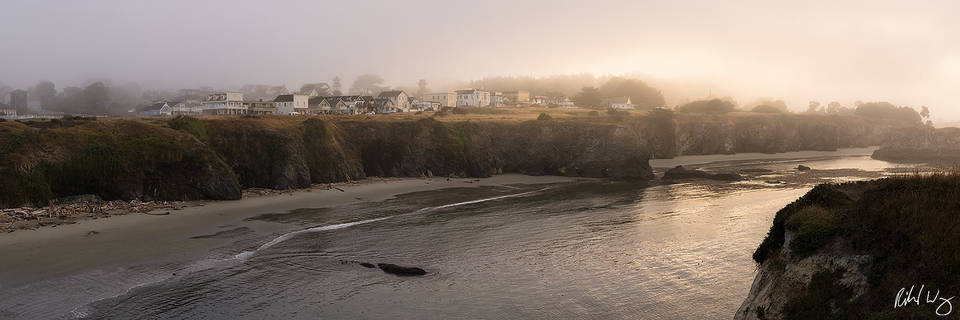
0, 175, 581, 289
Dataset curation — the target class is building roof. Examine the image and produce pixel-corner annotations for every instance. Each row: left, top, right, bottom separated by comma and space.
378, 90, 405, 98
273, 94, 295, 102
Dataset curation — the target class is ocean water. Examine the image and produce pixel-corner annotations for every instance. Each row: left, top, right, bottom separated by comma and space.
0, 151, 904, 319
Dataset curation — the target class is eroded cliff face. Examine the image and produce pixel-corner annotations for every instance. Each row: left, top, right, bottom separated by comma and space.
634, 114, 893, 157
0, 117, 655, 207
0, 120, 242, 208
871, 126, 960, 162
737, 176, 960, 319
0, 113, 911, 208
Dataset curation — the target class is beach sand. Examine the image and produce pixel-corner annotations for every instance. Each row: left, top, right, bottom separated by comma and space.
0, 174, 581, 289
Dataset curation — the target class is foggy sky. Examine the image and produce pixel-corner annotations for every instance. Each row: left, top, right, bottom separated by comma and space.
1, 0, 958, 119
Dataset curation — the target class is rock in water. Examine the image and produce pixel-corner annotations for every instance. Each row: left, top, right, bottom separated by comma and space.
796, 164, 811, 171
377, 263, 426, 276
359, 262, 376, 268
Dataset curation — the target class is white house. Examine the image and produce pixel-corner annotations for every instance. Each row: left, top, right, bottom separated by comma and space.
308, 95, 368, 115
377, 91, 410, 112
139, 102, 173, 116
456, 89, 491, 107
0, 108, 17, 120
169, 101, 203, 115
273, 94, 309, 115
412, 100, 441, 111
244, 99, 277, 115
202, 92, 246, 115
423, 92, 456, 108
489, 92, 504, 107
375, 98, 398, 113
603, 97, 633, 109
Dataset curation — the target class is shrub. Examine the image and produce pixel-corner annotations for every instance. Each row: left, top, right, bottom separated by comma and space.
606, 108, 629, 121
167, 116, 208, 143
676, 99, 736, 114
784, 206, 840, 257
753, 184, 850, 264
537, 113, 553, 120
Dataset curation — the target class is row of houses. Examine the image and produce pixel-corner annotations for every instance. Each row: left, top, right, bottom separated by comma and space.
140, 88, 603, 116
140, 90, 413, 116
422, 90, 535, 108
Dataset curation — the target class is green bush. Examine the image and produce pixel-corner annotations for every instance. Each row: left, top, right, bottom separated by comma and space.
785, 206, 839, 258
167, 116, 208, 143
753, 184, 850, 264
537, 113, 553, 120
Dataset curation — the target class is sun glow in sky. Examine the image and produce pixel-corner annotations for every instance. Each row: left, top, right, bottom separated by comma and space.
1, 0, 958, 119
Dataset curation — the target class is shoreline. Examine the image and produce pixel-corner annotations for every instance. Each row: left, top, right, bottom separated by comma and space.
0, 174, 581, 289
0, 177, 439, 233
0, 149, 924, 319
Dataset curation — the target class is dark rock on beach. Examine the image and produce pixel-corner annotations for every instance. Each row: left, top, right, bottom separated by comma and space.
796, 164, 811, 171
377, 263, 427, 276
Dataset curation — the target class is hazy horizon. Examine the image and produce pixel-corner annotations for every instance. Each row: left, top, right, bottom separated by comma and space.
1, 0, 957, 119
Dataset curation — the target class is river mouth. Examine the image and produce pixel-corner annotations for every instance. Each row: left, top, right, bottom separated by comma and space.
0, 149, 921, 319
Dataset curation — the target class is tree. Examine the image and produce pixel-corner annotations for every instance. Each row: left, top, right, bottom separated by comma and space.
300, 83, 331, 96
854, 101, 921, 123
332, 76, 343, 95
749, 99, 789, 113
573, 87, 603, 108
920, 106, 930, 119
598, 77, 665, 109
675, 99, 737, 114
807, 101, 822, 113
350, 74, 386, 95
82, 82, 110, 114
30, 81, 57, 109
417, 79, 428, 97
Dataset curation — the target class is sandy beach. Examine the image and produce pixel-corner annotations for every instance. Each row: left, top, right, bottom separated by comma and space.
0, 174, 580, 290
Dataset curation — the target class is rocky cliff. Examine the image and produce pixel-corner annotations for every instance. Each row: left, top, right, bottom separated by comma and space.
0, 112, 912, 208
737, 175, 960, 319
636, 114, 894, 157
0, 117, 654, 207
0, 119, 241, 208
871, 126, 960, 162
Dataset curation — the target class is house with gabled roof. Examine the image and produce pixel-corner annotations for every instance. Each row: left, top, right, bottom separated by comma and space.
274, 94, 308, 115
377, 90, 409, 112
139, 101, 173, 116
